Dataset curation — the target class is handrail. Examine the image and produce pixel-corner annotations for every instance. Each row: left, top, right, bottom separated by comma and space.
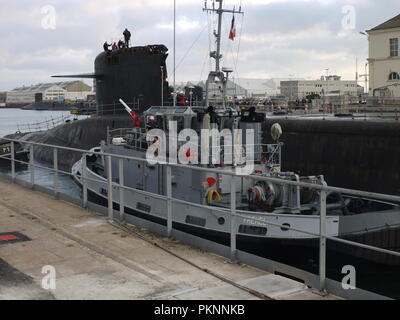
16, 113, 76, 133
3, 136, 400, 203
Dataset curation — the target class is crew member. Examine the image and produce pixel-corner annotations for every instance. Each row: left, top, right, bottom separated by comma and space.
112, 42, 118, 51
123, 28, 132, 47
177, 92, 187, 106
118, 39, 125, 49
103, 41, 111, 53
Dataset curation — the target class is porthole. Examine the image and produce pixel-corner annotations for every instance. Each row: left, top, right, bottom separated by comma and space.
218, 217, 225, 225
281, 223, 291, 231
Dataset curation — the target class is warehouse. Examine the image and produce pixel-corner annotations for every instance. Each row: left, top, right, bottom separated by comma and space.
6, 81, 92, 106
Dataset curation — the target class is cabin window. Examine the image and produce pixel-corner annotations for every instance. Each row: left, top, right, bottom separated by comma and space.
137, 202, 151, 213
389, 72, 400, 81
238, 225, 267, 236
390, 38, 399, 57
185, 216, 206, 227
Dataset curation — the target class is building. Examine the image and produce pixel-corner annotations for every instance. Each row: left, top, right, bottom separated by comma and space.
367, 14, 400, 97
6, 81, 92, 106
235, 78, 279, 98
0, 92, 6, 107
178, 78, 303, 100
280, 76, 358, 100
235, 78, 304, 98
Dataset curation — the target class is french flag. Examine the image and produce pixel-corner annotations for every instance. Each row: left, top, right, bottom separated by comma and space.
229, 15, 236, 41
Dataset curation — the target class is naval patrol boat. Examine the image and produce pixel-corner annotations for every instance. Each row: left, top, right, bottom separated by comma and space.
71, 0, 400, 268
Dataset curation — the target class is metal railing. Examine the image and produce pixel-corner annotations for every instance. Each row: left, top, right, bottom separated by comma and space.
16, 113, 75, 133
0, 137, 400, 299
107, 128, 282, 168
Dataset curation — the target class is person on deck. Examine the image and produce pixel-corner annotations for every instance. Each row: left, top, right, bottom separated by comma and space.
123, 28, 132, 47
103, 41, 111, 53
112, 42, 118, 51
177, 92, 187, 106
118, 40, 125, 49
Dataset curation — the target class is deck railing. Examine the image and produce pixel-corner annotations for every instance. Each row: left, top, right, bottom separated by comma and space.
16, 113, 75, 133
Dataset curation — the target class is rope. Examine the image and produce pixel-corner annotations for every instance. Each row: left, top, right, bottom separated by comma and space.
175, 24, 208, 72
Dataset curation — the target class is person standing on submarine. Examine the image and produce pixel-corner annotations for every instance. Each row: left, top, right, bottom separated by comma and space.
123, 28, 132, 48
103, 41, 111, 53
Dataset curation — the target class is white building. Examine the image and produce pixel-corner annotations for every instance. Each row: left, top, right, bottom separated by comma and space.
280, 76, 358, 100
6, 81, 92, 105
179, 80, 248, 100
367, 14, 400, 97
179, 78, 304, 100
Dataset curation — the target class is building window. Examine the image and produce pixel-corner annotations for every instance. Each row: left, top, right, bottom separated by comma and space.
389, 72, 400, 81
390, 38, 398, 57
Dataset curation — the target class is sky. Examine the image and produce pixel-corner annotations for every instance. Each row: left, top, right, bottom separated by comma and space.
0, 0, 399, 91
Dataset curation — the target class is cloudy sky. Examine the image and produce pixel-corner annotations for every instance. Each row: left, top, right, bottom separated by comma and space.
0, 0, 398, 91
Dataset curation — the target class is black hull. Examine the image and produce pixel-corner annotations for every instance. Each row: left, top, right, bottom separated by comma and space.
87, 189, 400, 298
95, 46, 170, 115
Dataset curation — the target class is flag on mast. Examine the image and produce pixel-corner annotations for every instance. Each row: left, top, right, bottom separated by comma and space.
229, 15, 236, 41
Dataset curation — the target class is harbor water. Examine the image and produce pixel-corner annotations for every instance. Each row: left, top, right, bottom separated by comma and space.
0, 108, 84, 199
0, 108, 86, 137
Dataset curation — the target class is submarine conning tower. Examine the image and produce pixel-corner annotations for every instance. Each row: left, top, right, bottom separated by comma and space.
95, 45, 170, 115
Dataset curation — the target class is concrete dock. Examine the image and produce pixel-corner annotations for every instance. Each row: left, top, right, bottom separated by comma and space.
0, 179, 340, 300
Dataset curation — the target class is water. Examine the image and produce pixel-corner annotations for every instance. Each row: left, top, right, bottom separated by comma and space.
0, 163, 82, 200
0, 108, 85, 137
0, 108, 83, 200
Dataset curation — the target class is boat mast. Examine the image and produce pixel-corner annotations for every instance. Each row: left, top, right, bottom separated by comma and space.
203, 0, 243, 109
173, 0, 177, 108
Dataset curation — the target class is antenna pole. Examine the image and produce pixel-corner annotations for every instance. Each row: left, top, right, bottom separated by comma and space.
204, 0, 243, 73
203, 0, 243, 109
215, 0, 223, 73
